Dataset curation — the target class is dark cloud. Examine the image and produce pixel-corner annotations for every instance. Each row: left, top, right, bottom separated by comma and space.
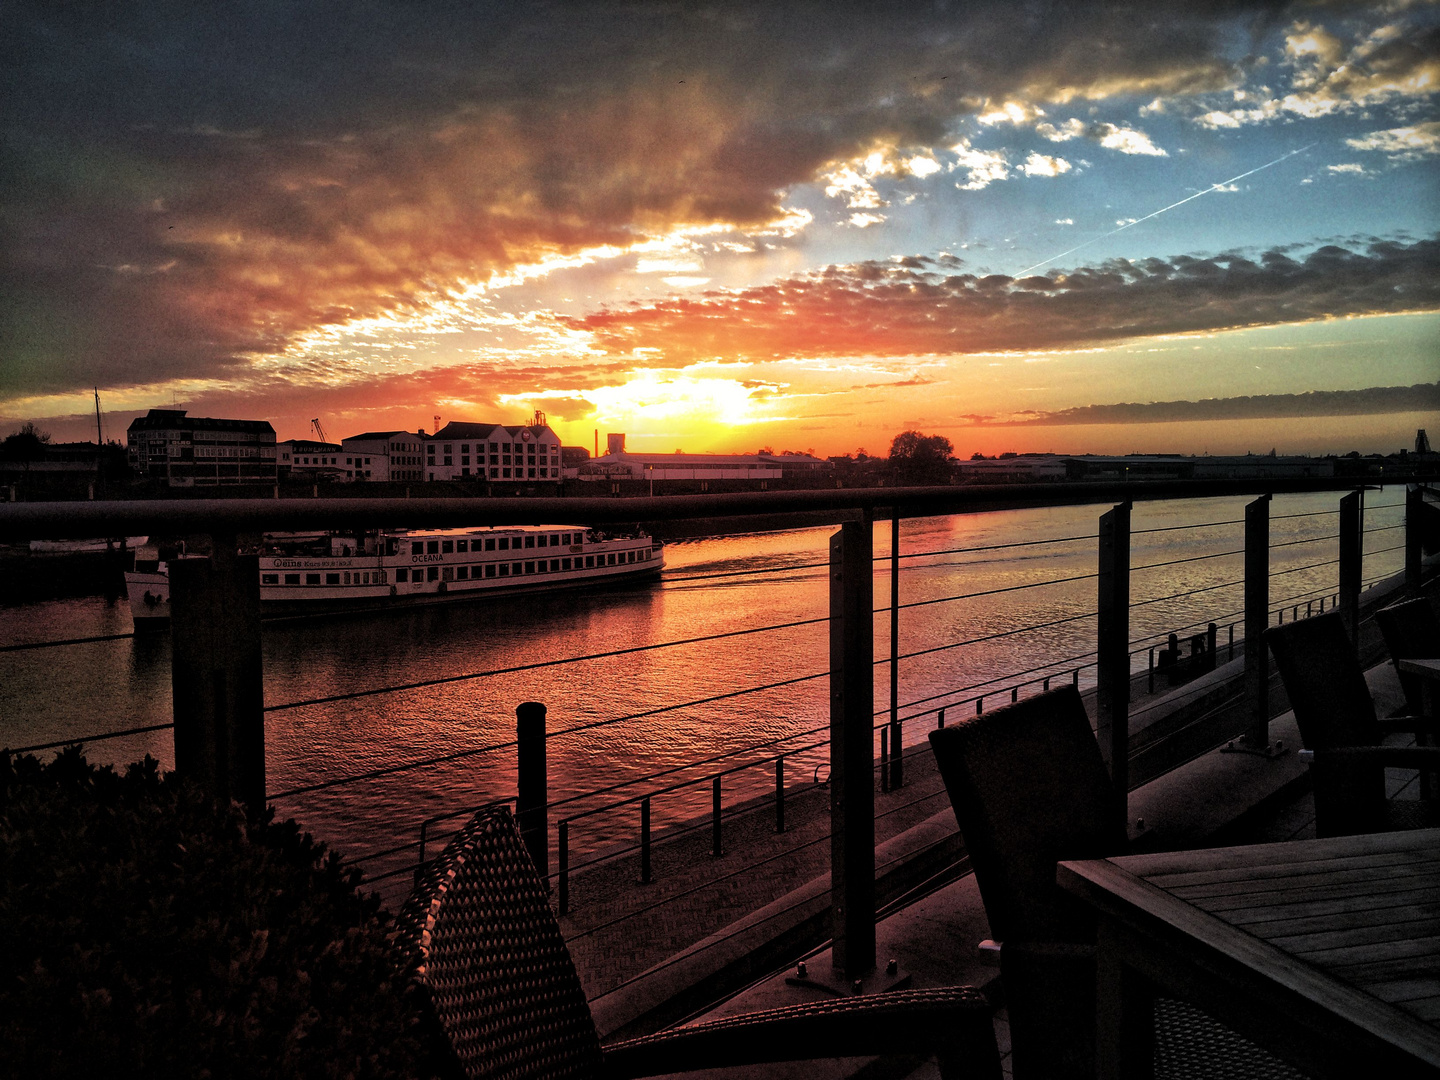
2, 0, 1279, 401
565, 237, 1440, 359
963, 382, 1440, 426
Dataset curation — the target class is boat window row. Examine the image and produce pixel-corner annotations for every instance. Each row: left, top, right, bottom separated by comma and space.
262, 570, 391, 586
409, 533, 583, 555
394, 548, 652, 583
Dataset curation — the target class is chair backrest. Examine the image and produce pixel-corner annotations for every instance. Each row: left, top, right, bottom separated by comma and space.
928, 685, 1127, 944
398, 805, 603, 1080
1375, 597, 1440, 716
1265, 612, 1379, 750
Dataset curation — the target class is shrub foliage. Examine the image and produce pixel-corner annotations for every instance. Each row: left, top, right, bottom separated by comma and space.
0, 748, 427, 1079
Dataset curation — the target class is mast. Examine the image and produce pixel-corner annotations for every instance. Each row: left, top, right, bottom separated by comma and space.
94, 387, 103, 444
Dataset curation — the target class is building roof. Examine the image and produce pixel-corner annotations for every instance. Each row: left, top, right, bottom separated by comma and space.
431, 422, 505, 440
127, 409, 275, 435
343, 430, 411, 442
599, 451, 822, 466
280, 439, 341, 452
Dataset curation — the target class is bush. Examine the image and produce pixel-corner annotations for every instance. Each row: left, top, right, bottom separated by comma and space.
0, 748, 429, 1079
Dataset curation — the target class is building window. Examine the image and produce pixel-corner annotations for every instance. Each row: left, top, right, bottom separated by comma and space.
490, 467, 499, 478
524, 535, 535, 548
562, 558, 571, 570
528, 467, 537, 479
607, 553, 616, 565
585, 556, 595, 568
457, 566, 468, 579
498, 537, 509, 550
343, 572, 351, 584
524, 561, 535, 574
456, 539, 467, 553
442, 567, 454, 581
499, 563, 510, 576
512, 562, 522, 575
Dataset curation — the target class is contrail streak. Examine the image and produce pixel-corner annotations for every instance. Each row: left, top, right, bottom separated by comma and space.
1014, 144, 1316, 278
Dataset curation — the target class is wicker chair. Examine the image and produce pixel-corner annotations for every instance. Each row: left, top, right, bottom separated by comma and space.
397, 804, 1001, 1080
929, 685, 1308, 1080
1266, 612, 1440, 837
1375, 596, 1440, 718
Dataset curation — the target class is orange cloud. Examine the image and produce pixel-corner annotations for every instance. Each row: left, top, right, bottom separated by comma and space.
562, 239, 1440, 361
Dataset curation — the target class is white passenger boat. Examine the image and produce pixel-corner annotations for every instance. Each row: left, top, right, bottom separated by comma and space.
124, 525, 663, 629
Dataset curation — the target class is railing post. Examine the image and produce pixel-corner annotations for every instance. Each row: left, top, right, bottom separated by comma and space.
1097, 502, 1131, 823
1406, 485, 1424, 593
1243, 495, 1271, 747
640, 796, 652, 884
516, 701, 548, 880
414, 819, 429, 888
1339, 490, 1362, 643
711, 774, 723, 857
879, 727, 890, 793
830, 517, 875, 980
558, 821, 569, 915
775, 756, 785, 833
169, 534, 265, 815
889, 513, 902, 789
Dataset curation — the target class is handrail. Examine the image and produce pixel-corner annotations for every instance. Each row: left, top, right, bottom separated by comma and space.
1, 476, 1431, 540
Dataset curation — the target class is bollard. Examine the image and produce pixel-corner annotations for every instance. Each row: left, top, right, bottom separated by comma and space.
558, 821, 570, 915
1043, 677, 1050, 692
170, 538, 265, 814
640, 796, 652, 884
1011, 686, 1018, 704
516, 701, 548, 880
712, 774, 723, 857
1228, 622, 1235, 660
775, 757, 785, 833
1307, 601, 1312, 618
1207, 623, 1218, 673
976, 696, 984, 714
937, 707, 945, 729
879, 727, 890, 793
889, 715, 903, 789
1407, 486, 1424, 592
1072, 668, 1079, 688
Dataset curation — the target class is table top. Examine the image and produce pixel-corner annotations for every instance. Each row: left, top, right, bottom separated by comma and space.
1398, 658, 1440, 679
1059, 828, 1440, 1070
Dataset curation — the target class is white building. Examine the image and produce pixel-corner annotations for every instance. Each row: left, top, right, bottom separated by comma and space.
425, 419, 562, 482
340, 431, 426, 482
573, 449, 827, 484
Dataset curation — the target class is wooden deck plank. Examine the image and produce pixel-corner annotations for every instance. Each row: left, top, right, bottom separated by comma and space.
1165, 860, 1440, 900
1300, 933, 1440, 969
1224, 900, 1440, 939
1369, 979, 1440, 1005
1144, 848, 1440, 891
1175, 877, 1438, 912
1272, 915, 1440, 955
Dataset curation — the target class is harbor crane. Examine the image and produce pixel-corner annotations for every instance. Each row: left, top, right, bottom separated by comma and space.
311, 418, 328, 443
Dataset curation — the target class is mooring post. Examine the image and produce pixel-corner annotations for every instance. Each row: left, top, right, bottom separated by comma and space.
516, 701, 548, 880
169, 534, 265, 815
1097, 502, 1131, 826
1339, 490, 1363, 644
830, 517, 875, 980
1406, 485, 1423, 595
1243, 495, 1272, 747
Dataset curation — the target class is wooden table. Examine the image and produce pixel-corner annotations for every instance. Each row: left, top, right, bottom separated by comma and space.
1059, 829, 1440, 1078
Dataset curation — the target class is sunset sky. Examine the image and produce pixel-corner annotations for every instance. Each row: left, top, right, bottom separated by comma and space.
4, 1, 1437, 457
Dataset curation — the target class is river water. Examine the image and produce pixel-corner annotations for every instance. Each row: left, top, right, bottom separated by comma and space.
0, 491, 1407, 882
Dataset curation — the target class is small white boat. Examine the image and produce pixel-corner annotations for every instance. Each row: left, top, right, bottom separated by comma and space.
124, 525, 663, 629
